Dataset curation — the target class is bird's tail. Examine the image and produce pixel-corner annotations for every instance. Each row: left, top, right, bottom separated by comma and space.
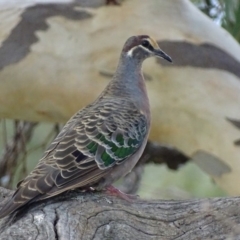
0, 187, 40, 219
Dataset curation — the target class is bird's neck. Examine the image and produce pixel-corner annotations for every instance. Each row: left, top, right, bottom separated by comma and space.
107, 54, 146, 96
102, 53, 150, 115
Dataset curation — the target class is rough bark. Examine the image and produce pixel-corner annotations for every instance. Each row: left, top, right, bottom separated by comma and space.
0, 187, 240, 240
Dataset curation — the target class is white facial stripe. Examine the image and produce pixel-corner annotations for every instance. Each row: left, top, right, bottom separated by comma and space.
139, 44, 153, 53
127, 46, 138, 57
127, 44, 152, 57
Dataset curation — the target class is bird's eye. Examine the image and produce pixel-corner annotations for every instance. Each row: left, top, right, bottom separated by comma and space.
141, 40, 154, 51
142, 40, 150, 48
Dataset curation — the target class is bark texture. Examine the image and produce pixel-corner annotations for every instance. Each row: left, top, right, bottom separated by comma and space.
0, 187, 240, 239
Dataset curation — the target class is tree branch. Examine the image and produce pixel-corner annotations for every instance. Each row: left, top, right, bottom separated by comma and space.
0, 121, 37, 188
0, 187, 239, 239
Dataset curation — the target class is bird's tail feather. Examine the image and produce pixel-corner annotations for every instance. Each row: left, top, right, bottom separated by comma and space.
0, 187, 40, 219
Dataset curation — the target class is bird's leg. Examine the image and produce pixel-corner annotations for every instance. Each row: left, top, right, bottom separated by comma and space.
104, 185, 138, 202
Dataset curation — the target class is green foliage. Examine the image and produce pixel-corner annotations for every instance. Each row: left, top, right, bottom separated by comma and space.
222, 0, 240, 42
192, 0, 240, 42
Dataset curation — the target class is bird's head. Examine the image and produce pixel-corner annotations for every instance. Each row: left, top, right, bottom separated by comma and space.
122, 35, 172, 63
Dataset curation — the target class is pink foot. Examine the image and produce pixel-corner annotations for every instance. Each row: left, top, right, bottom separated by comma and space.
104, 185, 138, 202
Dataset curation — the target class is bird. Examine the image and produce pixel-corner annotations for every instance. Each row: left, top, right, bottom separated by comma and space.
0, 35, 172, 219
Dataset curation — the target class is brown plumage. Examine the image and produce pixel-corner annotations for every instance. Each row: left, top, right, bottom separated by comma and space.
0, 35, 171, 219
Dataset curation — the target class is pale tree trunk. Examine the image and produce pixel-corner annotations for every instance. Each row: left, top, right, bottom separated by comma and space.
0, 0, 240, 196
0, 187, 240, 239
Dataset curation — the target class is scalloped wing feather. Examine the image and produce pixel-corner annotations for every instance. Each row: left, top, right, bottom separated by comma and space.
0, 99, 148, 218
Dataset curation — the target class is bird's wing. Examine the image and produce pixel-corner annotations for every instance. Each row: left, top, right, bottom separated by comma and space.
0, 99, 148, 218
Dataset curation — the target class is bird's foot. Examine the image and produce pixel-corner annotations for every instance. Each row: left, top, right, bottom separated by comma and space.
104, 185, 138, 202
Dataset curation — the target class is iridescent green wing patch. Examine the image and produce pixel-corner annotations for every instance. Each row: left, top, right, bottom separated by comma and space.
93, 132, 143, 168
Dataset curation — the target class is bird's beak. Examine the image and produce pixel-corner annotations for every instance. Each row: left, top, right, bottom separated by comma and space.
154, 49, 172, 63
